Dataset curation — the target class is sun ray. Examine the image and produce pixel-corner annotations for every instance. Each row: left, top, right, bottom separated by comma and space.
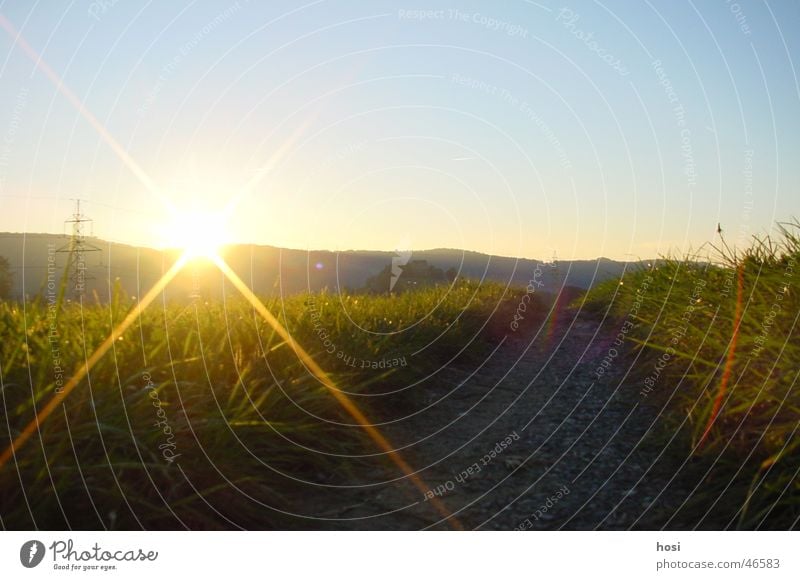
210, 254, 462, 529
1, 248, 462, 529
0, 14, 460, 527
222, 113, 319, 223
0, 254, 188, 469
0, 13, 175, 214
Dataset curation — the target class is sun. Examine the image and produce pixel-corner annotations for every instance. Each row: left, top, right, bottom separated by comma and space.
163, 209, 228, 259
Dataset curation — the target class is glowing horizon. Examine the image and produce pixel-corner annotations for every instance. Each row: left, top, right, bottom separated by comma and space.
1, 3, 797, 261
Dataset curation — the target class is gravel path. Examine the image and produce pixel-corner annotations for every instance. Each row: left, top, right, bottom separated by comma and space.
292, 314, 691, 530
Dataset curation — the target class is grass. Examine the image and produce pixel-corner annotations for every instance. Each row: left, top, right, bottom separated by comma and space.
581, 221, 799, 529
4, 225, 797, 530
0, 277, 508, 529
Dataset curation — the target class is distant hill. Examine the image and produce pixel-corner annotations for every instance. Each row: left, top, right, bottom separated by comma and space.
0, 232, 649, 302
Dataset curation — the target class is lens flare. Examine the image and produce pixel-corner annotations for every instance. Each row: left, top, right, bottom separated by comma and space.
162, 209, 228, 259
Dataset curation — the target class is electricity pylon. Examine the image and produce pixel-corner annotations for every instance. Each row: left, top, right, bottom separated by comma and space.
56, 199, 100, 298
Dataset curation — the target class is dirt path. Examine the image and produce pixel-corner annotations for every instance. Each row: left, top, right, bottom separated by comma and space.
292, 315, 690, 530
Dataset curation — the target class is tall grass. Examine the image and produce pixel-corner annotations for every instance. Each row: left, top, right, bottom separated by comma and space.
0, 279, 506, 529
582, 222, 799, 528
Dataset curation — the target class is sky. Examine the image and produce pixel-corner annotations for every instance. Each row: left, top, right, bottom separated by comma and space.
0, 0, 798, 260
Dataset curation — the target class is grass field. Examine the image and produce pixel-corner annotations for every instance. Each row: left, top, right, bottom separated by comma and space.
581, 222, 799, 528
0, 278, 508, 529
1, 224, 798, 530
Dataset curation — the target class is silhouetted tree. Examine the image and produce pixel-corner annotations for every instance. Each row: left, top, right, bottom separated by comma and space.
364, 260, 447, 293
0, 256, 12, 299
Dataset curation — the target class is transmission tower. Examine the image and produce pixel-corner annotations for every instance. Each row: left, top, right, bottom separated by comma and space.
56, 199, 101, 298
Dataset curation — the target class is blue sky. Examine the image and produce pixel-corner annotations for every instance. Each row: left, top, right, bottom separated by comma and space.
0, 0, 798, 259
